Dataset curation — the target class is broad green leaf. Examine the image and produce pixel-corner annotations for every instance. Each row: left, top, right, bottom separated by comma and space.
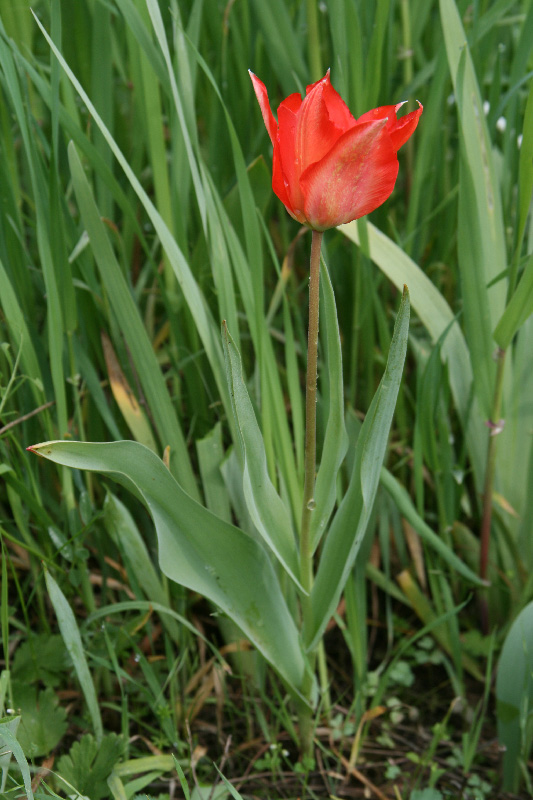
222, 324, 302, 590
103, 492, 181, 643
196, 423, 232, 524
494, 253, 533, 350
339, 220, 486, 490
31, 440, 307, 697
44, 569, 104, 741
496, 601, 533, 791
306, 288, 410, 651
310, 259, 349, 552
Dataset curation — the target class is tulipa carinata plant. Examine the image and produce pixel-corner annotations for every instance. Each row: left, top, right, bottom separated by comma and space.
27, 61, 426, 756
5, 0, 530, 787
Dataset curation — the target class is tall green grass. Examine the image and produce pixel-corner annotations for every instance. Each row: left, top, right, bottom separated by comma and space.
1, 0, 532, 795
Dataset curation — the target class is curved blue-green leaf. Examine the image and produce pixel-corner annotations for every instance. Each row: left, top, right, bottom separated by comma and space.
310, 259, 349, 552
306, 287, 410, 651
29, 440, 306, 698
222, 324, 302, 591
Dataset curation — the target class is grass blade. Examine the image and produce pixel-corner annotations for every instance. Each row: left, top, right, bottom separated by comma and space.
44, 568, 103, 741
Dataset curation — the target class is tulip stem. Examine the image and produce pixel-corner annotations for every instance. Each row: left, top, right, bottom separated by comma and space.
298, 228, 323, 760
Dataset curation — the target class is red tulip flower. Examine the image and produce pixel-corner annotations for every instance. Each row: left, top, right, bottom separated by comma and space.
249, 70, 422, 231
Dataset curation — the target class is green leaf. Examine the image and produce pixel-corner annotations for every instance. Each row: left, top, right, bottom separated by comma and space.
494, 253, 533, 350
44, 568, 104, 741
496, 600, 533, 792
439, 0, 507, 324
222, 323, 302, 590
306, 288, 410, 650
410, 790, 443, 800
457, 152, 495, 417
0, 718, 34, 800
30, 440, 307, 698
517, 81, 533, 249
12, 634, 69, 687
310, 258, 349, 552
57, 733, 125, 800
103, 492, 182, 643
191, 786, 229, 800
196, 423, 232, 524
12, 685, 67, 758
0, 715, 20, 781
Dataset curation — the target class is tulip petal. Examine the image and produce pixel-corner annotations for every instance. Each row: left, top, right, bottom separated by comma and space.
356, 101, 423, 151
300, 120, 399, 230
277, 99, 304, 217
249, 71, 278, 147
272, 141, 304, 222
296, 72, 355, 173
388, 101, 423, 150
322, 73, 358, 132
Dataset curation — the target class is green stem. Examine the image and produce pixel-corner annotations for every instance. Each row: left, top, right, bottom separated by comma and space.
306, 0, 323, 82
479, 347, 506, 632
300, 230, 323, 598
298, 229, 323, 759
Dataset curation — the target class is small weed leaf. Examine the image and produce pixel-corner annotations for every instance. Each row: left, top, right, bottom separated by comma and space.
13, 685, 67, 758
12, 634, 69, 687
409, 790, 443, 800
57, 733, 125, 800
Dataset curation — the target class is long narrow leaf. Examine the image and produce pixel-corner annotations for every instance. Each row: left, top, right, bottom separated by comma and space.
307, 288, 410, 651
222, 324, 302, 590
44, 569, 103, 741
310, 259, 348, 551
